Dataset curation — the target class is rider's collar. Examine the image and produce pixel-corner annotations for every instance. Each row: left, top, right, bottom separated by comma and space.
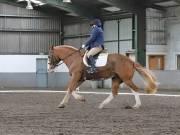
92, 25, 96, 28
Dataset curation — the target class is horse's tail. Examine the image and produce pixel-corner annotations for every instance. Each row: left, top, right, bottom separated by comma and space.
134, 63, 157, 94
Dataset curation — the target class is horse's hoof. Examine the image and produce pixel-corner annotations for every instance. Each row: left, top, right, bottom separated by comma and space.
58, 104, 65, 108
125, 105, 133, 109
80, 98, 86, 102
125, 105, 139, 109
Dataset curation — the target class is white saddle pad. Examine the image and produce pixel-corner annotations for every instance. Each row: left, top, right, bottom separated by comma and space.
83, 51, 108, 67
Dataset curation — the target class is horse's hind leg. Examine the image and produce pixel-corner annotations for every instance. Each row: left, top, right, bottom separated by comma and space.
99, 77, 122, 109
124, 80, 141, 109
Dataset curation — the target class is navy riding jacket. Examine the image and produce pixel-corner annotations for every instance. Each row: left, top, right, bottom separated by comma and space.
85, 20, 104, 50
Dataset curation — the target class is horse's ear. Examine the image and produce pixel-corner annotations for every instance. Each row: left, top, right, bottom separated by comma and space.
49, 45, 54, 50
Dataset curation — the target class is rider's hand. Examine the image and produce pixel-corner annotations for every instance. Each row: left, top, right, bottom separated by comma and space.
81, 44, 85, 49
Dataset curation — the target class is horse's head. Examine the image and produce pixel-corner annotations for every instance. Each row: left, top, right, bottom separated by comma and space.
48, 46, 61, 72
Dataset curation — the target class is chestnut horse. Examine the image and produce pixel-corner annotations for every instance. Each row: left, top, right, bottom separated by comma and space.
48, 45, 157, 109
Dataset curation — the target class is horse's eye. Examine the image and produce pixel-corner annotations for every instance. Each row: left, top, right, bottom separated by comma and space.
48, 56, 50, 58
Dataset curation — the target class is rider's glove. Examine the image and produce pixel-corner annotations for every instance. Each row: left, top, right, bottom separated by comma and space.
81, 44, 85, 49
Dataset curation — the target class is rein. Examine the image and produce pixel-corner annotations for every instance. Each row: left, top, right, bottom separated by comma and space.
56, 47, 83, 66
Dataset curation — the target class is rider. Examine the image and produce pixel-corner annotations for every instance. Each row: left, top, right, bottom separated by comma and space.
82, 18, 104, 73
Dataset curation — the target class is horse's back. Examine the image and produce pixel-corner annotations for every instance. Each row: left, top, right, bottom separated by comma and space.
107, 53, 135, 73
108, 53, 134, 63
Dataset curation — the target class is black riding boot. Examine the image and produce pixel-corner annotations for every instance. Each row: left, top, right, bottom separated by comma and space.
88, 55, 96, 73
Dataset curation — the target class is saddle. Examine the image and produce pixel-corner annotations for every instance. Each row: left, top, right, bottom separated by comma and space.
83, 50, 108, 67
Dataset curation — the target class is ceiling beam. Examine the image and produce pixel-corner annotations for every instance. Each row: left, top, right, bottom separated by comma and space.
101, 11, 133, 20
0, 0, 15, 2
150, 4, 166, 11
1, 0, 98, 19
144, 2, 166, 11
172, 0, 180, 4
40, 0, 98, 19
147, 0, 172, 3
1, 0, 25, 8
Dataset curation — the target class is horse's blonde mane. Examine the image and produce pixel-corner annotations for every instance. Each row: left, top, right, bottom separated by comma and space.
61, 45, 78, 51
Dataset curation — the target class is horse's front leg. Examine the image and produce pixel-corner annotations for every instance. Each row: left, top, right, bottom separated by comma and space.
72, 80, 85, 101
76, 87, 80, 92
58, 89, 71, 108
58, 73, 84, 108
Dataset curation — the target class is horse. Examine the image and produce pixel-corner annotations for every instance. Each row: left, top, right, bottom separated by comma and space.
48, 45, 157, 109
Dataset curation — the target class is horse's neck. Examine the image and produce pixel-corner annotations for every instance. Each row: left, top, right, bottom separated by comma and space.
58, 47, 81, 68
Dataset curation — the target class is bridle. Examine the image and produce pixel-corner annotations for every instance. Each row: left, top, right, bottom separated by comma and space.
48, 47, 83, 68
48, 50, 60, 68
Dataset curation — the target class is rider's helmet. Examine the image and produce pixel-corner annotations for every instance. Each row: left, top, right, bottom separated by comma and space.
90, 19, 102, 27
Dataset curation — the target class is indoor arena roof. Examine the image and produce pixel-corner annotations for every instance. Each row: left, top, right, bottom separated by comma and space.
1, 0, 180, 18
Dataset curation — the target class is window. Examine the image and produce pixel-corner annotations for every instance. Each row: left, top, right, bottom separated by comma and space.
149, 55, 164, 70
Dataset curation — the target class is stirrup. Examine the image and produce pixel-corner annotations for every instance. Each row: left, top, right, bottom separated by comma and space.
87, 67, 96, 74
